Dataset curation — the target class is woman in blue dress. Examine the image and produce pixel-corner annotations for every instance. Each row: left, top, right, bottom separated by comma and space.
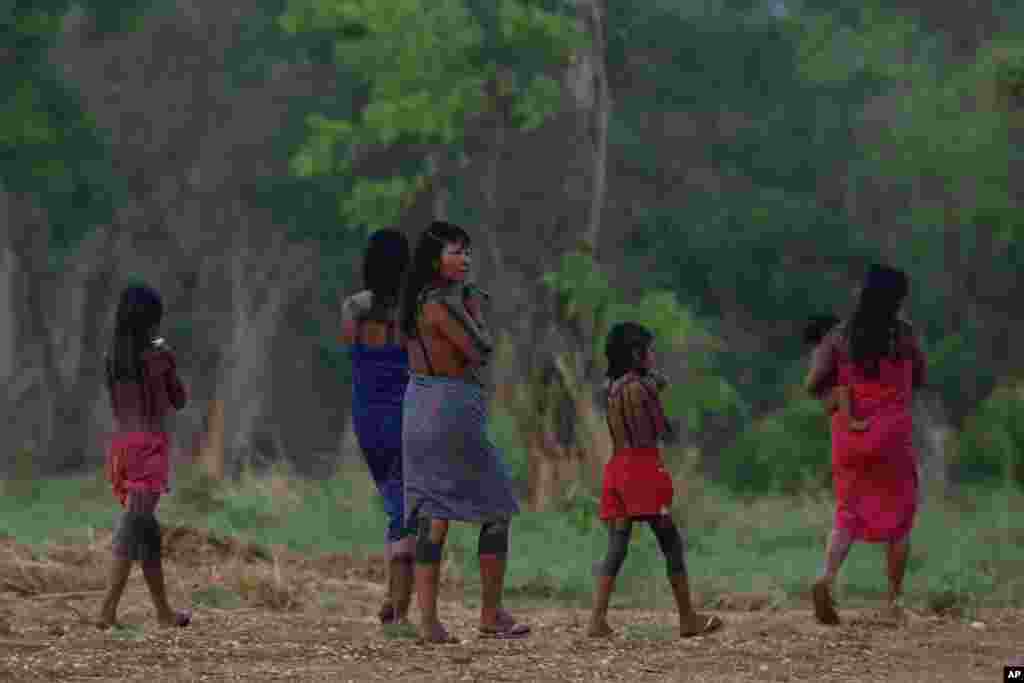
340, 229, 415, 624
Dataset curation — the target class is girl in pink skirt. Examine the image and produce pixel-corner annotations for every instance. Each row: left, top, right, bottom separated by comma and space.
98, 285, 190, 629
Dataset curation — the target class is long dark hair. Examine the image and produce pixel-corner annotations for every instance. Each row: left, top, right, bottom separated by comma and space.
803, 314, 840, 347
363, 229, 410, 316
400, 221, 472, 337
847, 264, 909, 378
604, 322, 654, 382
107, 285, 163, 384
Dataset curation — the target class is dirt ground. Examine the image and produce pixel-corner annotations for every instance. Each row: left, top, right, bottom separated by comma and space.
0, 527, 1020, 682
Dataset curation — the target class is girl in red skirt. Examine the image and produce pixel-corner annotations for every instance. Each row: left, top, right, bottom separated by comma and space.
98, 285, 190, 629
588, 322, 723, 638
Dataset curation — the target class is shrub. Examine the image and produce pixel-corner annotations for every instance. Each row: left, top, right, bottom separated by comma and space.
955, 382, 1024, 488
716, 398, 831, 494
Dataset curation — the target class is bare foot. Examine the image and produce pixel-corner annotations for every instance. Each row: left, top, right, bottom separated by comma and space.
586, 618, 614, 638
419, 619, 457, 644
679, 612, 723, 638
812, 577, 840, 626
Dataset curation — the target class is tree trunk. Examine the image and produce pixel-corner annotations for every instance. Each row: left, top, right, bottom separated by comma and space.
0, 246, 17, 387
216, 223, 312, 471
573, 0, 611, 255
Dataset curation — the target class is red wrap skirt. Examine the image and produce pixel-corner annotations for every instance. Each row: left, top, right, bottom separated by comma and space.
599, 447, 674, 520
106, 431, 171, 508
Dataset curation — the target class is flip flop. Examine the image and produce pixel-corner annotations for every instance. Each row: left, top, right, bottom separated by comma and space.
680, 615, 723, 638
160, 609, 191, 628
419, 622, 459, 644
379, 602, 397, 625
812, 580, 840, 626
477, 618, 532, 643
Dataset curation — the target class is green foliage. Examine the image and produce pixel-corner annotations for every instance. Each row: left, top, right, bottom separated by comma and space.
542, 250, 745, 431
956, 383, 1024, 487
280, 0, 584, 230
487, 405, 529, 485
717, 397, 832, 494
795, 3, 1024, 244
0, 1, 148, 266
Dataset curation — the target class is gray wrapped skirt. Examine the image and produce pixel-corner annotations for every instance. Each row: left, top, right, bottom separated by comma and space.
402, 374, 519, 525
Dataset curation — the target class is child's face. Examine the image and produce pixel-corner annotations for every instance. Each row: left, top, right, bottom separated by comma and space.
636, 343, 655, 370
438, 241, 471, 282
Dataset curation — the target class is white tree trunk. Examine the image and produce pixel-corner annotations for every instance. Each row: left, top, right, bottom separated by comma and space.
570, 0, 611, 253
217, 224, 312, 468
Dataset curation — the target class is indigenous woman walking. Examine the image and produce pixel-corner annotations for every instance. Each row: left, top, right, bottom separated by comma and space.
98, 285, 191, 629
805, 265, 926, 625
340, 229, 415, 625
588, 322, 723, 639
400, 220, 529, 643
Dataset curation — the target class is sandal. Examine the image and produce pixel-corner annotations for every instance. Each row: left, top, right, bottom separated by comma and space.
680, 614, 723, 638
812, 579, 840, 626
379, 602, 396, 625
160, 609, 192, 628
479, 613, 531, 640
419, 621, 459, 644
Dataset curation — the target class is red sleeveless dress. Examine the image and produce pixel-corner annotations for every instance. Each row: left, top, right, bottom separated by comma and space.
830, 344, 919, 543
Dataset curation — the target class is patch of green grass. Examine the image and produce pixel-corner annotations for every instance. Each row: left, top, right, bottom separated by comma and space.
108, 623, 145, 641
623, 623, 676, 641
381, 622, 418, 639
3, 463, 1023, 613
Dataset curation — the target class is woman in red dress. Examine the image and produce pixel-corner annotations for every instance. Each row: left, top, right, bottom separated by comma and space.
588, 322, 723, 638
805, 265, 926, 625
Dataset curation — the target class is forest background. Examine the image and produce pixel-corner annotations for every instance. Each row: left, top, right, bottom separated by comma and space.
3, 0, 1024, 609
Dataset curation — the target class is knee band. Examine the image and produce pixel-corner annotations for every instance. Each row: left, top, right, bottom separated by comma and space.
650, 519, 686, 576
478, 519, 509, 557
415, 517, 444, 564
594, 527, 631, 577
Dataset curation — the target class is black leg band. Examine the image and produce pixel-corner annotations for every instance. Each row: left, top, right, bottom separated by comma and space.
648, 517, 687, 576
478, 519, 510, 557
594, 524, 632, 577
415, 516, 444, 564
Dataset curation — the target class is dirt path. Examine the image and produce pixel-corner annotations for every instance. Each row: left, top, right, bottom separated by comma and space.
0, 529, 1020, 682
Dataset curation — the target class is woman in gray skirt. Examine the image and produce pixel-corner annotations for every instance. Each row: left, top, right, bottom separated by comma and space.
399, 220, 530, 643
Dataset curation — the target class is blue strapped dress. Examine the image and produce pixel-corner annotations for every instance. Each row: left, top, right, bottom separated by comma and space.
348, 305, 411, 543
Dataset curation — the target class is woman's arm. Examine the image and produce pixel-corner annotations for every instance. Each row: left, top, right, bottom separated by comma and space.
339, 292, 372, 345
424, 301, 489, 366
805, 333, 838, 398
166, 355, 187, 410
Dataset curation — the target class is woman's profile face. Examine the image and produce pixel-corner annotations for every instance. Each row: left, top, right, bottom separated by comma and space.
438, 241, 471, 282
